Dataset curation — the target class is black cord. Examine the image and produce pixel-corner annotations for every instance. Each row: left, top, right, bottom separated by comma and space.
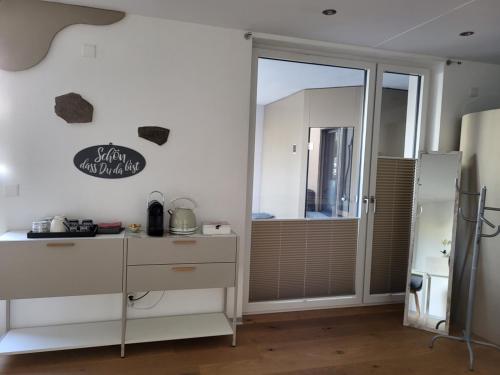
128, 291, 150, 302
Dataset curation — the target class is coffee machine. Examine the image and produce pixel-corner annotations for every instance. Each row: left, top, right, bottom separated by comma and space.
147, 191, 165, 236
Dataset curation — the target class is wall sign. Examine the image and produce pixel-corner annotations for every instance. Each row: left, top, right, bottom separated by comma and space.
74, 144, 146, 179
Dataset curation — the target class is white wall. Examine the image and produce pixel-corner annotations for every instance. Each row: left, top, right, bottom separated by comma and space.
0, 15, 252, 328
438, 61, 500, 152
260, 91, 305, 219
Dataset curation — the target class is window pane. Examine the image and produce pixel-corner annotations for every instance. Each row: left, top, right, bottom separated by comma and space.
306, 127, 354, 218
379, 72, 421, 158
252, 57, 366, 220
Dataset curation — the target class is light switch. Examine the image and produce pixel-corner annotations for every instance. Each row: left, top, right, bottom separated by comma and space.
82, 44, 97, 58
4, 184, 19, 198
470, 87, 479, 98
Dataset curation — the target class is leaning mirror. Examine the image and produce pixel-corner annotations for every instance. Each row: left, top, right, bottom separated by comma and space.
404, 152, 462, 333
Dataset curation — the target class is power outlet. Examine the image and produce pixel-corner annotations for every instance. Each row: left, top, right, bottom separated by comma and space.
4, 184, 19, 198
470, 87, 479, 98
82, 44, 97, 58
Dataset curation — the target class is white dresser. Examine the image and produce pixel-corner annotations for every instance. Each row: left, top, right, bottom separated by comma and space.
121, 232, 238, 357
0, 231, 238, 357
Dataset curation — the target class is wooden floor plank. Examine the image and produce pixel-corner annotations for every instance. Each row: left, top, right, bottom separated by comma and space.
1, 305, 499, 374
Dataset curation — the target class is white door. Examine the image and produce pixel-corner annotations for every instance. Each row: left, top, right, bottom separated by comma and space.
244, 48, 377, 313
363, 65, 429, 304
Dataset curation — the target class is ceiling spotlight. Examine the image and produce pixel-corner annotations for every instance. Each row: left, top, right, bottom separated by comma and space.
322, 9, 337, 16
459, 31, 475, 37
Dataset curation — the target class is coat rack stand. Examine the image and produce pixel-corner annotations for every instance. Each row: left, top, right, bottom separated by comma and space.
430, 186, 500, 371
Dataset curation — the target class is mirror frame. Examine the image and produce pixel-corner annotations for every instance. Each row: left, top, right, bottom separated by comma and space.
403, 151, 462, 333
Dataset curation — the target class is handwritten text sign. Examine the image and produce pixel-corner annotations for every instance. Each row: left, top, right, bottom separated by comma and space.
74, 144, 146, 179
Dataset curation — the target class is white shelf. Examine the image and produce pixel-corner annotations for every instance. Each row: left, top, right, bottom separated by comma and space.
126, 313, 233, 344
0, 320, 121, 355
0, 313, 233, 355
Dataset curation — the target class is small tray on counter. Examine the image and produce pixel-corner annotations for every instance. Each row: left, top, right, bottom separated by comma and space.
27, 225, 98, 239
97, 227, 124, 235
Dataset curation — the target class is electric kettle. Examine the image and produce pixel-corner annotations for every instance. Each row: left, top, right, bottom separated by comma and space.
168, 197, 197, 235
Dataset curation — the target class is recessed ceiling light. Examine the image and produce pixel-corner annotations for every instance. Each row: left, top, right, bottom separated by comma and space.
322, 9, 337, 16
459, 31, 475, 37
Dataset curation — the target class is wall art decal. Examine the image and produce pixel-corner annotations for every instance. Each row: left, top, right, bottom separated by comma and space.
55, 93, 94, 123
138, 126, 170, 145
74, 144, 146, 179
0, 0, 125, 71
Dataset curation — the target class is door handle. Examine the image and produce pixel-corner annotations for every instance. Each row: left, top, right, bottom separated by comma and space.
46, 242, 75, 248
362, 196, 369, 214
173, 240, 197, 245
370, 196, 377, 214
171, 266, 197, 272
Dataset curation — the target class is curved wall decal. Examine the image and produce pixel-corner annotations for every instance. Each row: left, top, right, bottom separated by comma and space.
0, 0, 125, 72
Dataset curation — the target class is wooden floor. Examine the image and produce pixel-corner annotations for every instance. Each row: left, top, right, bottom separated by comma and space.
1, 304, 499, 374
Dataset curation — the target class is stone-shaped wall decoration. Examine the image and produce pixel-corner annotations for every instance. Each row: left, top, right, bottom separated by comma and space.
138, 126, 170, 146
55, 93, 94, 124
0, 0, 125, 71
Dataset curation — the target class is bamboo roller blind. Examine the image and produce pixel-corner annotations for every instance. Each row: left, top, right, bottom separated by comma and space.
249, 219, 358, 302
370, 158, 416, 295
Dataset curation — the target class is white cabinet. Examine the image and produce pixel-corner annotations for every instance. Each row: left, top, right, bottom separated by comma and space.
0, 232, 125, 355
0, 236, 123, 299
0, 231, 239, 357
121, 232, 238, 356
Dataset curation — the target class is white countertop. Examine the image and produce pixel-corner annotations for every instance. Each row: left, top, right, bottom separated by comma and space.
0, 230, 126, 242
0, 230, 237, 242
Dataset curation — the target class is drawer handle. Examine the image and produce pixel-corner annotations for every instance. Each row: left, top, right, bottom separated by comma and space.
46, 242, 76, 248
173, 240, 197, 245
171, 266, 197, 272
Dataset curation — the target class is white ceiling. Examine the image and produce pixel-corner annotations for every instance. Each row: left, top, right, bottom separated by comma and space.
257, 59, 409, 105
48, 0, 500, 64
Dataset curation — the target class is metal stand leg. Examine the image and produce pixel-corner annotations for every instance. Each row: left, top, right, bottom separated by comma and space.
120, 243, 128, 358
466, 339, 475, 371
430, 334, 463, 348
120, 291, 127, 358
232, 245, 239, 347
471, 339, 500, 351
232, 286, 238, 347
5, 300, 10, 332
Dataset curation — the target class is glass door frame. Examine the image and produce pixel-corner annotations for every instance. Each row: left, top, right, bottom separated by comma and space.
362, 64, 430, 305
243, 47, 377, 314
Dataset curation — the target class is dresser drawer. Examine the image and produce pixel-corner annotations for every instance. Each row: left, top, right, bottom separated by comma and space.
127, 263, 236, 292
0, 238, 123, 299
127, 236, 236, 265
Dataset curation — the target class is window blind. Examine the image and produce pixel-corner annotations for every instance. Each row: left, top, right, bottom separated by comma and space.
370, 158, 416, 295
250, 219, 358, 302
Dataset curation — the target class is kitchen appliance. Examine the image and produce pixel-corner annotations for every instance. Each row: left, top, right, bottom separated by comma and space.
168, 197, 197, 235
147, 191, 165, 236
